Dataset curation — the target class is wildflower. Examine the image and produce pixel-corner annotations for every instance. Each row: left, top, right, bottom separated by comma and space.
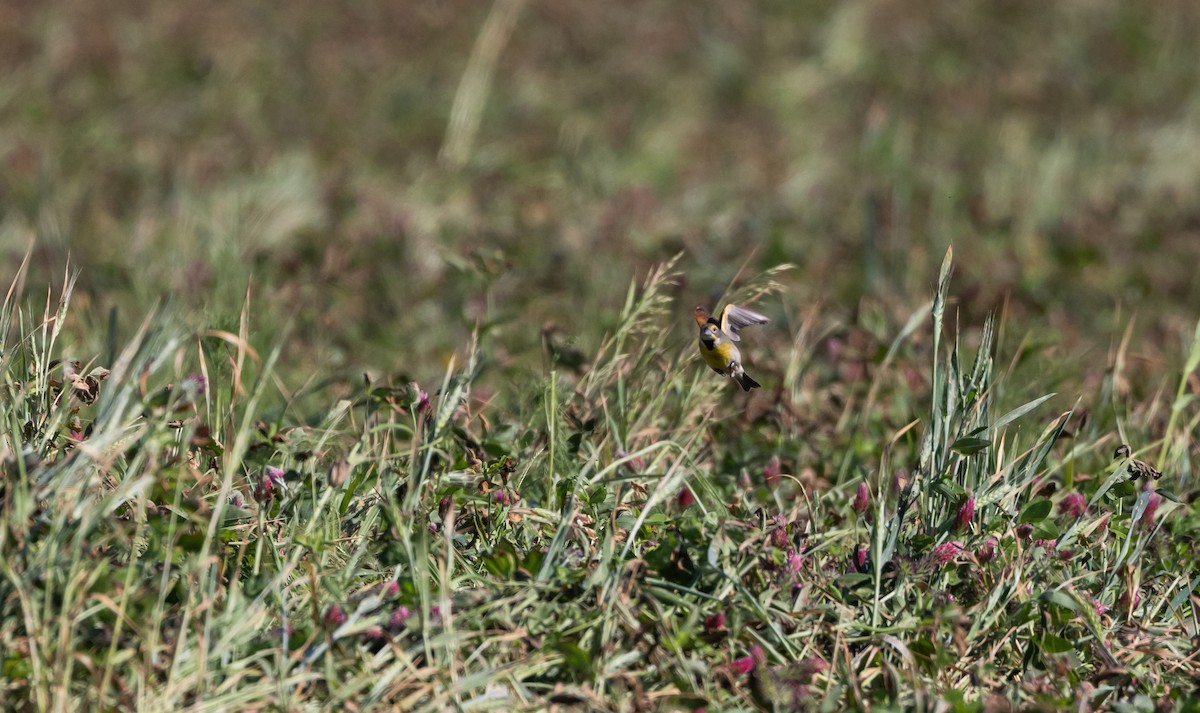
383, 581, 400, 599
182, 372, 207, 395
954, 497, 975, 532
1141, 492, 1162, 529
1091, 599, 1110, 616
769, 514, 789, 549
616, 449, 645, 473
492, 490, 510, 505
428, 522, 439, 535
363, 625, 386, 641
254, 466, 288, 503
731, 645, 766, 675
796, 652, 825, 672
1117, 588, 1141, 611
676, 487, 696, 508
825, 336, 843, 361
1058, 492, 1087, 520
977, 536, 998, 563
853, 544, 869, 573
787, 549, 805, 575
1016, 523, 1034, 540
703, 611, 726, 633
891, 468, 910, 493
752, 645, 768, 667
410, 382, 430, 414
324, 604, 347, 628
763, 455, 782, 488
1033, 538, 1056, 551
731, 651, 757, 675
852, 482, 870, 515
798, 657, 827, 677
389, 605, 412, 629
928, 541, 963, 568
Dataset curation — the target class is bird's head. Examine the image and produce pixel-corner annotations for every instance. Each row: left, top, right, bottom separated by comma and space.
700, 323, 720, 345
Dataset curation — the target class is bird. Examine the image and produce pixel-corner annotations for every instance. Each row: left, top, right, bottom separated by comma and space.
694, 303, 768, 391
1113, 444, 1162, 481
1090, 442, 1163, 506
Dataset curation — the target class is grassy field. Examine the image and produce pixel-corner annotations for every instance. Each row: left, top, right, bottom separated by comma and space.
3, 1, 1200, 711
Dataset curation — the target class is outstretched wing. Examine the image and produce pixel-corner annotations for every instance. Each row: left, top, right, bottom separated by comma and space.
719, 304, 769, 341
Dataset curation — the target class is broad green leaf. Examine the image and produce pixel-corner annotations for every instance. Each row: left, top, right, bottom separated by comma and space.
1041, 633, 1073, 654
837, 573, 872, 588
1039, 589, 1078, 612
950, 436, 990, 455
1019, 499, 1052, 523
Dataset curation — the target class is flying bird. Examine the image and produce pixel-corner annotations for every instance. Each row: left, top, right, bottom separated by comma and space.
1112, 443, 1162, 481
694, 303, 769, 391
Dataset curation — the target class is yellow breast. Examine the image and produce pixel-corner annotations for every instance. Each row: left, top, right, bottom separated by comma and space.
699, 338, 737, 372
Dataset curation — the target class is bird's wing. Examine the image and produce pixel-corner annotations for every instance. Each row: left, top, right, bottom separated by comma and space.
1132, 459, 1162, 480
719, 304, 769, 341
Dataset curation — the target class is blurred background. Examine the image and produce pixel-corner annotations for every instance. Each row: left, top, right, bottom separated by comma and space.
2, 0, 1199, 400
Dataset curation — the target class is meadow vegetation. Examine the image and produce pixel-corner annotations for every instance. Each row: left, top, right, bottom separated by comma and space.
2, 1, 1200, 710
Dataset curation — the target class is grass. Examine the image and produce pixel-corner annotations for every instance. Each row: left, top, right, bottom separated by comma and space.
1, 247, 1198, 711
3, 2, 1200, 710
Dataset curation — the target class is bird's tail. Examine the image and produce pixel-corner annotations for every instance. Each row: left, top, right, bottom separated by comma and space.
736, 371, 761, 391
